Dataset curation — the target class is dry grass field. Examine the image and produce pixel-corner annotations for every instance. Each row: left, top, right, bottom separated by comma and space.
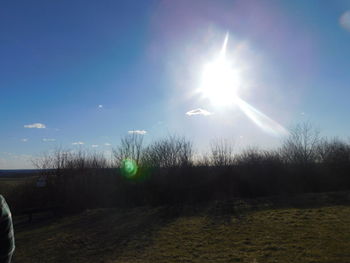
0, 176, 35, 196
12, 191, 350, 263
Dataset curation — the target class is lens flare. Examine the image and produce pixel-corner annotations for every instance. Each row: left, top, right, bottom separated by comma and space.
121, 159, 138, 178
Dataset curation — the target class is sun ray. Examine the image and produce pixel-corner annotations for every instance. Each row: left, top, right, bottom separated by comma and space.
197, 33, 289, 136
220, 32, 229, 57
199, 33, 239, 106
236, 97, 289, 136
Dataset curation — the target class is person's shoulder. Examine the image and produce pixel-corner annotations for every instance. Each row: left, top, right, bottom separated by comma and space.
0, 195, 8, 217
0, 195, 5, 205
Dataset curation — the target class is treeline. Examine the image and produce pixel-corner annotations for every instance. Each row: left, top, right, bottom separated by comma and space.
7, 123, 350, 213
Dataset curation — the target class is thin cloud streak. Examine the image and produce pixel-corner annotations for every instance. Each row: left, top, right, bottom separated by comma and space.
72, 141, 85, 145
128, 130, 147, 135
186, 108, 212, 116
24, 123, 46, 129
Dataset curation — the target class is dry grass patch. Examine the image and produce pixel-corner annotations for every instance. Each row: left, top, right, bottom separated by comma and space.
12, 192, 350, 263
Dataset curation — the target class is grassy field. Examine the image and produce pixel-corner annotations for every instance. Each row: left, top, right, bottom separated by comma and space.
0, 176, 35, 196
11, 191, 350, 263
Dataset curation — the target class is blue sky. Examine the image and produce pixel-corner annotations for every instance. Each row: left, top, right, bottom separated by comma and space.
1, 0, 350, 169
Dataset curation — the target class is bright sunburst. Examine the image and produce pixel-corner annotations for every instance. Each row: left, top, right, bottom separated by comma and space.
196, 33, 289, 136
199, 33, 240, 107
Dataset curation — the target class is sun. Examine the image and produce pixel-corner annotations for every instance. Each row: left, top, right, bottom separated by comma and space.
199, 34, 240, 107
195, 33, 289, 136
200, 57, 239, 106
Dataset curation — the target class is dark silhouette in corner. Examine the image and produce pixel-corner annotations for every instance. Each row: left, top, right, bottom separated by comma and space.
0, 195, 15, 263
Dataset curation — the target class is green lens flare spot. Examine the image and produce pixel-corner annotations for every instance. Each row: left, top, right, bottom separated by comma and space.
121, 159, 138, 178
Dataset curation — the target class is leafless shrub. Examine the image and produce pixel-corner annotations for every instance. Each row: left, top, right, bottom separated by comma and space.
210, 139, 234, 166
195, 153, 212, 166
280, 122, 321, 164
11, 122, 350, 211
33, 148, 110, 171
235, 147, 264, 165
113, 134, 144, 166
32, 147, 73, 177
142, 135, 193, 168
317, 138, 350, 165
30, 148, 113, 212
236, 148, 282, 166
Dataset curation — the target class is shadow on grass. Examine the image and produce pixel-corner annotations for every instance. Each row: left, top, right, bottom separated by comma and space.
13, 206, 186, 263
12, 191, 350, 263
204, 191, 350, 226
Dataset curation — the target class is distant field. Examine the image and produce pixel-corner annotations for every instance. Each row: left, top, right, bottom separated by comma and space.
0, 177, 36, 197
12, 192, 350, 263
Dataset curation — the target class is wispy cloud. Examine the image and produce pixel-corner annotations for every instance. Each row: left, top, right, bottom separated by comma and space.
186, 108, 212, 116
91, 144, 99, 148
24, 123, 46, 128
42, 138, 56, 142
98, 105, 103, 109
128, 130, 147, 135
21, 138, 28, 142
104, 143, 111, 146
340, 11, 350, 31
72, 141, 84, 145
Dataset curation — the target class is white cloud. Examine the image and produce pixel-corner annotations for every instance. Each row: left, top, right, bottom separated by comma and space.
91, 144, 99, 148
21, 138, 28, 142
128, 130, 147, 135
24, 123, 46, 129
42, 138, 56, 142
104, 143, 111, 146
98, 105, 103, 109
186, 108, 212, 116
340, 11, 350, 31
72, 141, 85, 145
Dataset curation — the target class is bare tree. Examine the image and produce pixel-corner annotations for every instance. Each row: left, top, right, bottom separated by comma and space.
317, 137, 350, 165
32, 147, 73, 175
142, 135, 193, 168
210, 139, 234, 166
280, 122, 321, 164
235, 147, 283, 166
113, 133, 144, 166
235, 147, 262, 165
194, 153, 211, 167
